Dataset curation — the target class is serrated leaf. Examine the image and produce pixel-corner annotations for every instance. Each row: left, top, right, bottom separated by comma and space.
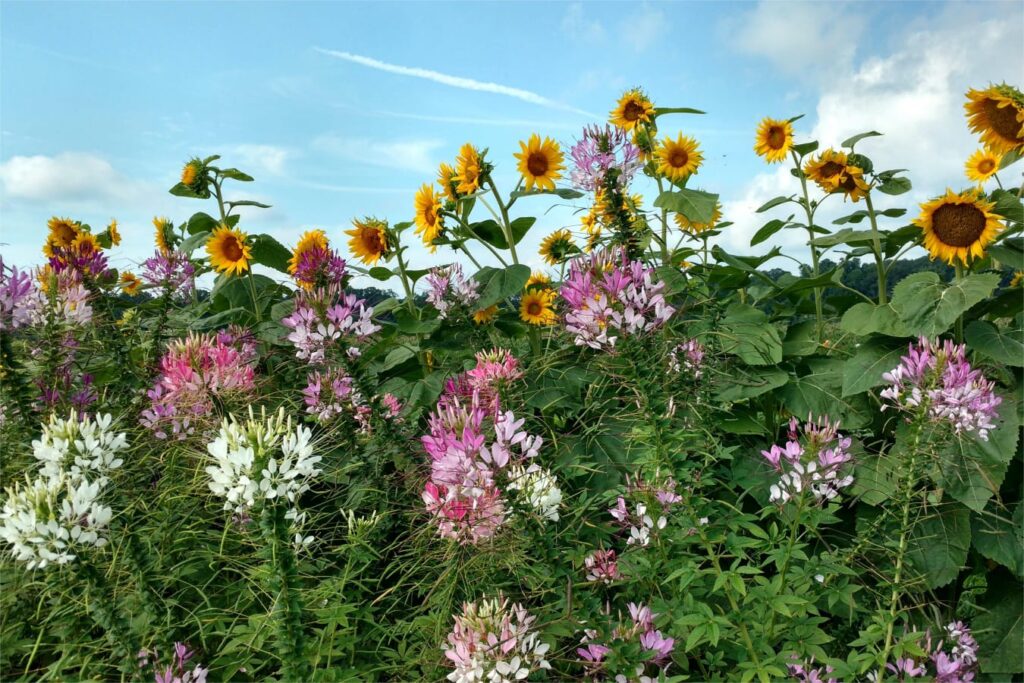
186, 212, 220, 235
509, 187, 585, 200
368, 267, 394, 281
841, 131, 883, 149
966, 319, 1024, 367
876, 176, 912, 195
474, 265, 531, 309
842, 340, 905, 397
249, 234, 291, 273
654, 188, 720, 224
750, 218, 789, 247
972, 504, 1023, 578
906, 503, 971, 590
890, 272, 1000, 336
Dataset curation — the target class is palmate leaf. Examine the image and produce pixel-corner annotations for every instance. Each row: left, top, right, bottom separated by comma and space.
780, 357, 870, 428
905, 502, 971, 590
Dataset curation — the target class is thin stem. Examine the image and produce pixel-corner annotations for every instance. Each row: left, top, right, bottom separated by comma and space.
954, 261, 965, 342
451, 215, 509, 266
487, 179, 519, 264
792, 150, 824, 340
656, 176, 670, 266
864, 191, 888, 305
765, 495, 805, 642
246, 269, 263, 323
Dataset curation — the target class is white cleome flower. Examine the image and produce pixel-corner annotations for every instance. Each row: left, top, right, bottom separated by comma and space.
0, 473, 112, 570
205, 408, 322, 515
506, 465, 562, 522
32, 411, 127, 486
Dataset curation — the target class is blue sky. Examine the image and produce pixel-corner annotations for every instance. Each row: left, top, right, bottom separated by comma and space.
2, 1, 1022, 287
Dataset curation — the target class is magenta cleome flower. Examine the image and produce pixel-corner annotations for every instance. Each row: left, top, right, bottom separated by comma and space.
761, 415, 854, 505
569, 124, 642, 192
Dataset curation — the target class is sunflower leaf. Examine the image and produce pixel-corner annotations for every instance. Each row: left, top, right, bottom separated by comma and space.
876, 176, 912, 195
840, 131, 883, 150
986, 236, 1024, 270
791, 141, 818, 156
368, 267, 394, 282
654, 188, 720, 224
653, 107, 705, 116
750, 218, 791, 247
509, 188, 585, 200
186, 212, 220, 235
753, 195, 794, 213
249, 234, 292, 274
473, 265, 531, 309
890, 271, 1000, 336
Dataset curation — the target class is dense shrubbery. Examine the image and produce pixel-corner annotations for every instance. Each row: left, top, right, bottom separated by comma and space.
1, 84, 1022, 683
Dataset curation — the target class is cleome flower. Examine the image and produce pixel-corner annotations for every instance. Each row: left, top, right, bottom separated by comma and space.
881, 337, 1001, 440
281, 285, 380, 365
668, 339, 706, 379
506, 464, 562, 522
569, 124, 643, 192
575, 601, 676, 681
0, 472, 112, 570
443, 595, 551, 683
762, 415, 854, 505
32, 411, 127, 486
425, 263, 481, 320
584, 548, 622, 583
205, 407, 322, 516
141, 249, 196, 298
0, 257, 36, 331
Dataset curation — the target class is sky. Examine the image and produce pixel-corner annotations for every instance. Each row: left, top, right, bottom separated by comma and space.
1, 0, 1023, 289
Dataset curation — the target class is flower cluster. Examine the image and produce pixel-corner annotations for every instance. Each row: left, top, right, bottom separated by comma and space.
139, 642, 209, 683
787, 658, 838, 683
32, 411, 128, 485
421, 350, 559, 543
584, 548, 622, 583
881, 337, 1001, 441
140, 249, 196, 299
561, 248, 675, 350
141, 330, 258, 439
281, 285, 380, 364
302, 367, 403, 434
570, 124, 643, 192
205, 407, 322, 516
292, 241, 347, 291
761, 415, 854, 505
668, 338, 706, 379
609, 473, 681, 547
861, 621, 978, 683
425, 263, 481, 320
0, 258, 35, 331
577, 602, 676, 681
443, 596, 551, 683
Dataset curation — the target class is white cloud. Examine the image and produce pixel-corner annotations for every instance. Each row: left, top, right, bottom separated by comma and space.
230, 144, 292, 176
314, 47, 597, 118
0, 152, 145, 203
718, 6, 1024, 267
312, 134, 445, 175
621, 4, 668, 53
562, 3, 605, 42
727, 2, 865, 81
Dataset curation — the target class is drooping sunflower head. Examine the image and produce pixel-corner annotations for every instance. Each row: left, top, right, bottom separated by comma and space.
288, 229, 329, 274
205, 224, 252, 276
102, 220, 121, 248
754, 117, 794, 163
520, 287, 558, 326
413, 184, 445, 252
525, 271, 552, 290
153, 217, 174, 255
964, 148, 1002, 185
472, 305, 499, 325
964, 84, 1024, 155
914, 188, 1004, 266
454, 143, 484, 195
836, 165, 870, 203
120, 271, 142, 296
580, 204, 601, 235
585, 227, 603, 253
656, 134, 703, 182
345, 218, 390, 266
674, 201, 723, 234
539, 229, 576, 265
514, 134, 565, 192
45, 217, 80, 256
610, 88, 655, 131
180, 157, 207, 191
803, 148, 849, 192
71, 231, 101, 256
437, 162, 459, 201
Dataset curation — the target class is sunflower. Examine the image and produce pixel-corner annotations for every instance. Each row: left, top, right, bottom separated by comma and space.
181, 158, 206, 191
674, 201, 723, 234
585, 228, 602, 253
107, 220, 121, 246
72, 232, 101, 255
914, 189, 1004, 266
437, 162, 459, 201
45, 217, 80, 256
413, 184, 445, 252
153, 217, 174, 254
836, 165, 870, 202
964, 84, 1024, 155
514, 134, 565, 192
454, 143, 483, 195
655, 134, 703, 182
539, 229, 576, 265
288, 229, 329, 274
345, 218, 389, 265
754, 117, 794, 163
119, 271, 142, 296
525, 271, 551, 290
520, 288, 557, 326
803, 149, 849, 192
472, 305, 499, 325
580, 205, 601, 235
205, 224, 252, 275
964, 148, 1001, 185
610, 88, 655, 131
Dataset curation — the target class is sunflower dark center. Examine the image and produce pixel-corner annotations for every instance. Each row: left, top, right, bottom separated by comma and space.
365, 229, 384, 252
527, 301, 542, 316
819, 161, 845, 178
624, 101, 645, 122
932, 203, 986, 247
839, 173, 860, 192
767, 126, 786, 149
527, 152, 549, 176
668, 148, 689, 168
223, 236, 244, 261
978, 159, 996, 174
983, 98, 1024, 142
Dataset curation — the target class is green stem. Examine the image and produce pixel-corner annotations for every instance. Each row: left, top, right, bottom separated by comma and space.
260, 504, 307, 681
452, 215, 509, 266
954, 261, 965, 343
864, 191, 888, 305
80, 558, 140, 675
793, 151, 824, 340
246, 269, 263, 323
656, 176, 670, 266
487, 179, 519, 264
765, 494, 805, 642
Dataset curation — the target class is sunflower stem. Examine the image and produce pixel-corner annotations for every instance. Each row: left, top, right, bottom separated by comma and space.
954, 261, 965, 343
656, 176, 670, 267
246, 269, 263, 323
792, 151, 824, 340
452, 214, 508, 266
864, 191, 888, 305
486, 179, 519, 265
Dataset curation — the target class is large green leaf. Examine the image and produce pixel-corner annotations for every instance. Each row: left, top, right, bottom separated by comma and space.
986, 236, 1024, 270
841, 130, 883, 149
890, 272, 1000, 336
186, 211, 220, 235
509, 187, 584, 200
974, 579, 1024, 673
780, 358, 869, 428
250, 233, 292, 274
966, 318, 1024, 367
935, 398, 1019, 512
906, 502, 971, 590
839, 302, 911, 338
841, 339, 905, 397
713, 367, 790, 402
474, 264, 531, 309
654, 188, 720, 225
718, 304, 782, 365
394, 308, 440, 335
972, 503, 1023, 578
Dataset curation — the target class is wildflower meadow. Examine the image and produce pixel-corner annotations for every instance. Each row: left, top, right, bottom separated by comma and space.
1, 81, 1023, 683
